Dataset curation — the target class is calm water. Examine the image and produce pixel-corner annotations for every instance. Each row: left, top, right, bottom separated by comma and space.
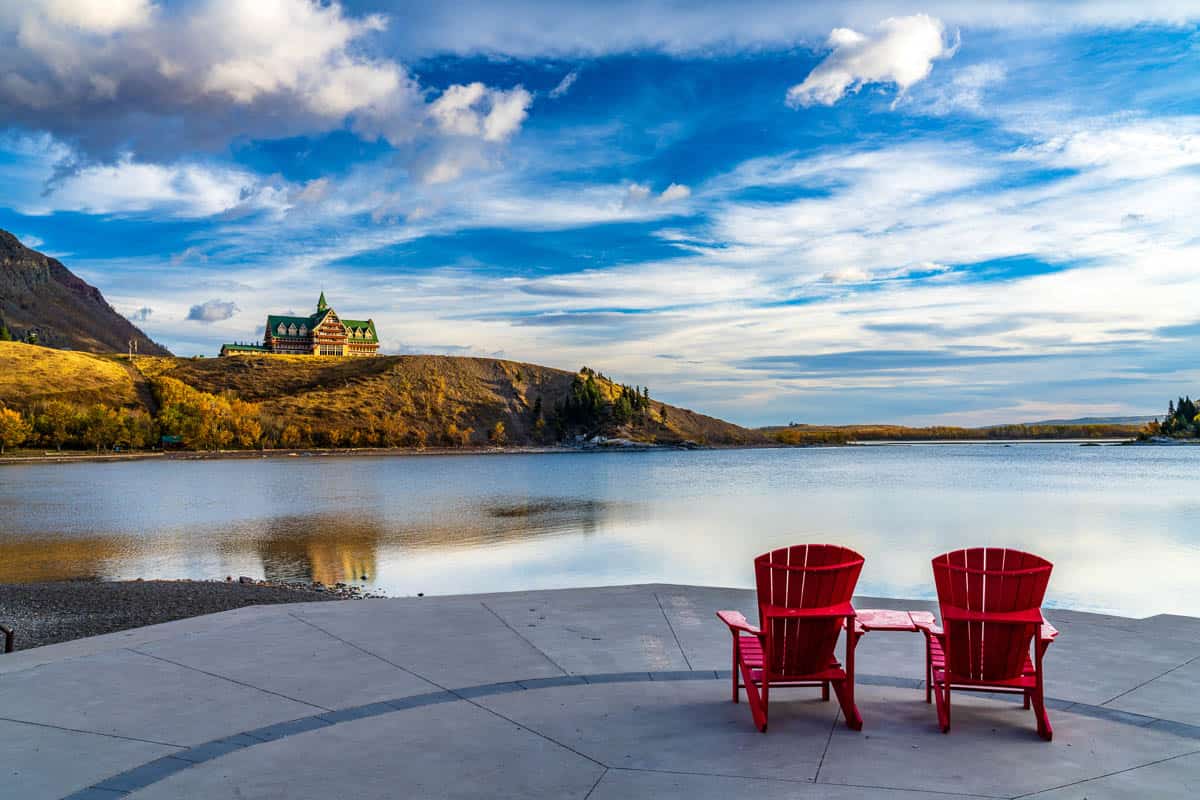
2, 445, 1198, 617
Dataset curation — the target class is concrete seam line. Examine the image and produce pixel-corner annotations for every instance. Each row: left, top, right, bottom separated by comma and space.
126, 647, 331, 712
55, 670, 1200, 800
1008, 747, 1200, 799
0, 714, 186, 748
653, 592, 693, 670
480, 600, 570, 675
285, 611, 448, 691
582, 766, 609, 799
1098, 650, 1200, 707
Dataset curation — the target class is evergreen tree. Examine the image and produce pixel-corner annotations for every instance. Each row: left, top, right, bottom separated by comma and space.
0, 321, 11, 342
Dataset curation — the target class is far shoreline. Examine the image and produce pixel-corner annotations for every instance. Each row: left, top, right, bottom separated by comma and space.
4, 436, 1188, 467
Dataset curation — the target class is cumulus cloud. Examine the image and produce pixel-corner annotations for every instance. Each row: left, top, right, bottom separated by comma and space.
186, 298, 238, 323
0, 1, 531, 161
428, 82, 533, 142
659, 183, 691, 202
549, 70, 578, 98
786, 14, 957, 108
130, 306, 153, 321
622, 182, 690, 208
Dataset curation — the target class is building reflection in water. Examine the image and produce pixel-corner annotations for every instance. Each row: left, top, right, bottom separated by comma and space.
248, 497, 617, 586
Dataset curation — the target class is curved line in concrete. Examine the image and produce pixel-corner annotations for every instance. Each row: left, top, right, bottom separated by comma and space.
60, 670, 1200, 799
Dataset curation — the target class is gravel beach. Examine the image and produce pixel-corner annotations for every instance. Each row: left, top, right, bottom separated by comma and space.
0, 580, 345, 651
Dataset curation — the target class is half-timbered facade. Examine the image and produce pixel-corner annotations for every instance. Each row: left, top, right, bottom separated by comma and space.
220, 294, 379, 357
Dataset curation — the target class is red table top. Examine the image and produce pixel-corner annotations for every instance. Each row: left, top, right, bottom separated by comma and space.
856, 609, 935, 632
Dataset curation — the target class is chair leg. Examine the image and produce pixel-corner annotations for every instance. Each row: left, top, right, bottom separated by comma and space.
739, 659, 768, 732
1033, 638, 1053, 741
934, 679, 951, 733
731, 641, 740, 703
835, 619, 863, 731
1031, 679, 1052, 741
822, 681, 830, 701
831, 679, 863, 730
924, 636, 933, 704
1023, 691, 1031, 710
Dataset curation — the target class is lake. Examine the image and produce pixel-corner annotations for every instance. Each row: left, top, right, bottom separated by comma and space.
2, 444, 1198, 617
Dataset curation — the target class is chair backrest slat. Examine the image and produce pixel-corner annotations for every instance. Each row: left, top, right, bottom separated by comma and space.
755, 544, 864, 677
932, 547, 1052, 681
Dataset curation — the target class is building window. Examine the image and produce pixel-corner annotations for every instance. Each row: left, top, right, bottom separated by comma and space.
319, 345, 343, 356
277, 323, 286, 335
299, 324, 307, 335
288, 323, 298, 335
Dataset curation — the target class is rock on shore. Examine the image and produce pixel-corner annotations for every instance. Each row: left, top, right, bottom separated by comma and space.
0, 579, 349, 652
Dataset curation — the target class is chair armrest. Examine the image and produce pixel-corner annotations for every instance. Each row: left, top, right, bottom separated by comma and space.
760, 601, 855, 621
716, 610, 760, 636
914, 618, 943, 638
0, 623, 13, 654
941, 605, 1043, 625
1040, 621, 1059, 642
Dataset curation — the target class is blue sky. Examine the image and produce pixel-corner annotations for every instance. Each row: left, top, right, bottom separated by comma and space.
3, 2, 1200, 426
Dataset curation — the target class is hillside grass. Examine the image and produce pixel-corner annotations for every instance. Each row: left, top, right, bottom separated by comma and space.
0, 341, 138, 408
136, 353, 765, 447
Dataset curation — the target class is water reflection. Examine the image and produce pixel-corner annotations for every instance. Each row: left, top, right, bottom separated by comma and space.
1, 447, 1199, 616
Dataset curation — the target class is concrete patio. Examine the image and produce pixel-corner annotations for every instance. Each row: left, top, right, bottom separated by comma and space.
2, 584, 1198, 799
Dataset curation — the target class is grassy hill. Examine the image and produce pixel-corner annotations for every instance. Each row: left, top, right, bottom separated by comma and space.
0, 341, 140, 408
137, 354, 765, 447
0, 344, 766, 450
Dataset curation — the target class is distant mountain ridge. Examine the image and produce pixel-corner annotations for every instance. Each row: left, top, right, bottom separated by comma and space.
0, 229, 169, 355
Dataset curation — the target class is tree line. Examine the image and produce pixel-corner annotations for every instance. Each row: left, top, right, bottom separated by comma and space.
1141, 396, 1199, 439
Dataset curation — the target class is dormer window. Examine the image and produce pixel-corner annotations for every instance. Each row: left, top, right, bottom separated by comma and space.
298, 324, 307, 336
276, 322, 286, 335
288, 323, 297, 335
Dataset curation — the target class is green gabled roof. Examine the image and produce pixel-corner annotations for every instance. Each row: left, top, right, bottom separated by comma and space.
266, 313, 316, 339
341, 318, 378, 343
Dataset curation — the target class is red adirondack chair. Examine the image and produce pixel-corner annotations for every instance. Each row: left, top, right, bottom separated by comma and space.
917, 548, 1059, 740
716, 544, 864, 732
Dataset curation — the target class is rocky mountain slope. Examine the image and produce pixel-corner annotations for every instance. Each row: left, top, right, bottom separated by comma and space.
0, 229, 169, 355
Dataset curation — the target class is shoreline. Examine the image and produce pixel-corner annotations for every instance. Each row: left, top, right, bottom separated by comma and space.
5, 437, 1190, 466
0, 578, 368, 652
0, 441, 732, 466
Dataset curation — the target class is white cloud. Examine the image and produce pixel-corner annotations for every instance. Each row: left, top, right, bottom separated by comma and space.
1017, 119, 1200, 179
549, 70, 578, 98
786, 14, 956, 108
186, 298, 238, 322
659, 183, 691, 202
622, 182, 652, 208
918, 61, 1006, 115
39, 0, 152, 33
0, 1, 528, 161
429, 82, 533, 142
22, 156, 288, 218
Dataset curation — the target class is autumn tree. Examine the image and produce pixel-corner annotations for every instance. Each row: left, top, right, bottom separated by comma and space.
489, 420, 507, 445
0, 407, 32, 454
36, 400, 77, 450
80, 405, 122, 452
